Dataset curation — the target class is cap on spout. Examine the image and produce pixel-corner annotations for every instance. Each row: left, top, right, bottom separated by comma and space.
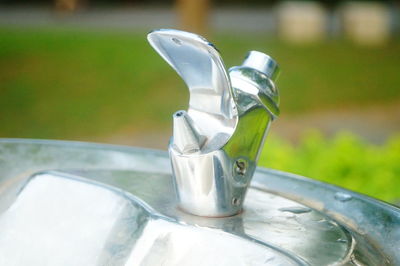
242, 51, 280, 82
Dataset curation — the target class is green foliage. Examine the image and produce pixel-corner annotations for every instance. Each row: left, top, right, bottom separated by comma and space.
260, 131, 400, 203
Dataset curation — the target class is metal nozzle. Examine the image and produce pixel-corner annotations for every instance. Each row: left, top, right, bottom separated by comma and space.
172, 111, 205, 154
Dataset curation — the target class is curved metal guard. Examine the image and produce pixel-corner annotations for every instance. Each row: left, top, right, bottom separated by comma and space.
148, 29, 280, 217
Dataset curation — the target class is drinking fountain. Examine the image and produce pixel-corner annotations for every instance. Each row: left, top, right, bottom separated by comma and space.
0, 29, 398, 266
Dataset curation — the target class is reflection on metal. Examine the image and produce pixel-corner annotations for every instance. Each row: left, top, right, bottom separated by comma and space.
0, 139, 398, 265
148, 29, 280, 217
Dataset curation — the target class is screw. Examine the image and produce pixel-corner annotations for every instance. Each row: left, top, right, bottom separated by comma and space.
234, 159, 247, 176
175, 111, 184, 117
232, 197, 241, 206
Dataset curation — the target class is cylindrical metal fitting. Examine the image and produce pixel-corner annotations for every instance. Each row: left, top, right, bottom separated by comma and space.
242, 50, 280, 81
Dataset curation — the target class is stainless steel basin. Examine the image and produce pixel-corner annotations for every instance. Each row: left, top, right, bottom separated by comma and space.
0, 139, 398, 265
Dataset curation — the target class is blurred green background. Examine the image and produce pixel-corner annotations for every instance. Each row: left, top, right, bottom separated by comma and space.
0, 0, 399, 203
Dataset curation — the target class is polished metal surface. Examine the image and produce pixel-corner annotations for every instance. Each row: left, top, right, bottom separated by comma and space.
241, 51, 280, 81
0, 139, 398, 265
148, 29, 280, 217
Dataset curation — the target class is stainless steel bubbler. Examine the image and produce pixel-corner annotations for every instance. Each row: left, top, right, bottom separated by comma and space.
148, 29, 280, 217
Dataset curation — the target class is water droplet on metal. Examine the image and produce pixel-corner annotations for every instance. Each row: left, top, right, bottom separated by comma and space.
334, 192, 353, 202
264, 256, 275, 263
279, 206, 311, 214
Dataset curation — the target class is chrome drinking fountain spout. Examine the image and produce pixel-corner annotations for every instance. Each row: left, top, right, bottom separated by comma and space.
148, 29, 280, 217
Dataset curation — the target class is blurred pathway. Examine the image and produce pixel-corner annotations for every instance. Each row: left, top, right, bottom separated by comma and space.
103, 102, 400, 149
275, 102, 400, 144
0, 7, 275, 33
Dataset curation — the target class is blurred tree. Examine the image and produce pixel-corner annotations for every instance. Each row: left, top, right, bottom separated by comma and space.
55, 0, 76, 11
55, 0, 86, 11
175, 0, 210, 35
0, 0, 395, 7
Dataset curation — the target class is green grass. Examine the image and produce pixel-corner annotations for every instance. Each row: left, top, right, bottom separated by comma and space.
0, 27, 399, 139
260, 131, 400, 203
0, 27, 399, 202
